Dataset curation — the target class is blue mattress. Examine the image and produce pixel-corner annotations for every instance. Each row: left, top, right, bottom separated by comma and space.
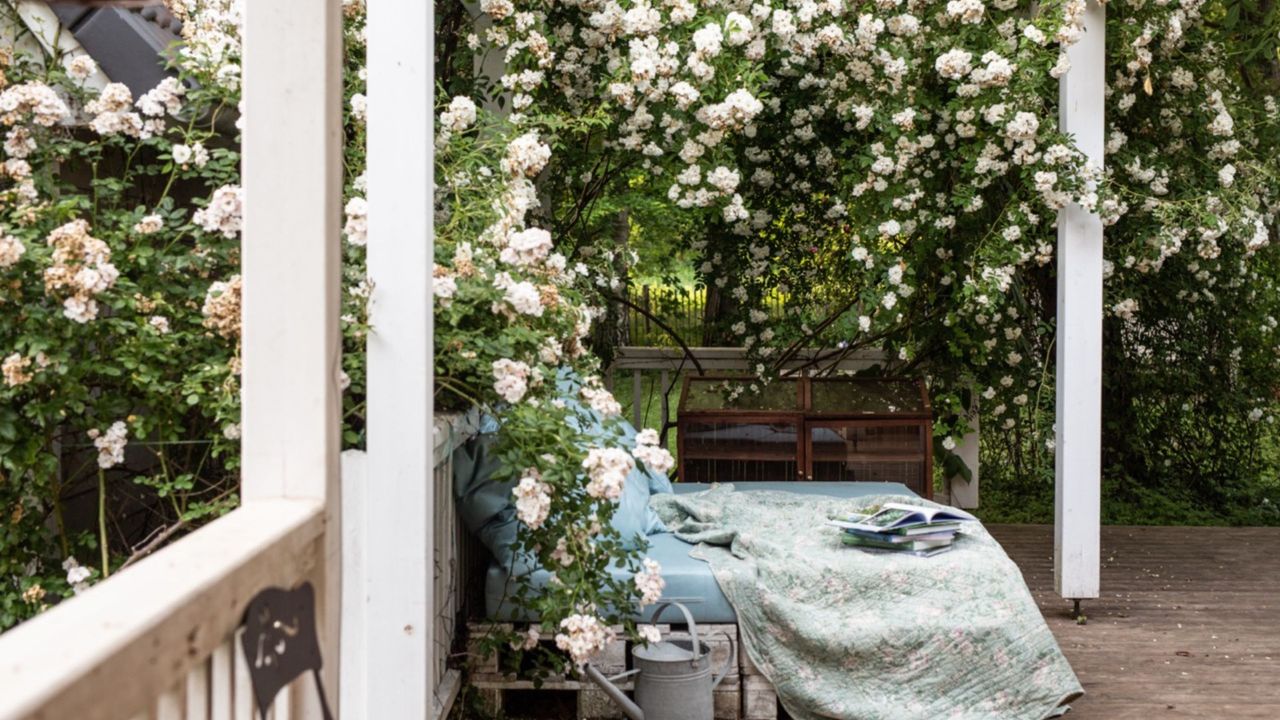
484, 481, 916, 623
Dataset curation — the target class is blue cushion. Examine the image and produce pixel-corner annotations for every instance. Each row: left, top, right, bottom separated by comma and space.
484, 481, 918, 622
454, 432, 521, 566
555, 371, 667, 538
453, 373, 670, 566
486, 531, 740, 623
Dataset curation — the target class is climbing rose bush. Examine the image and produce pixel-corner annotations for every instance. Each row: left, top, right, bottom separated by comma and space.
0, 1, 243, 625
459, 0, 1107, 482
431, 105, 675, 672
0, 0, 378, 627
459, 0, 1280, 503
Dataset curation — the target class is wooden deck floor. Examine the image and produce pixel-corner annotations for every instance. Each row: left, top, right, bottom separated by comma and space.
988, 524, 1280, 719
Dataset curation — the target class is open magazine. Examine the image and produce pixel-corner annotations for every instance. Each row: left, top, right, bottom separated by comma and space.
827, 503, 977, 536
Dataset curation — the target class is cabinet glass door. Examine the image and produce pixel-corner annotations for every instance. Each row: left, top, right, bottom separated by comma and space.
681, 418, 802, 483
808, 422, 927, 493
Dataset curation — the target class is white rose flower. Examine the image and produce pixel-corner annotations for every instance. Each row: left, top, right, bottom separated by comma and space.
634, 558, 665, 606
935, 48, 973, 79
492, 359, 532, 403
503, 281, 544, 317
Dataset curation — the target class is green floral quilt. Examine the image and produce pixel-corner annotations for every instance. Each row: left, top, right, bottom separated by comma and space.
650, 486, 1083, 720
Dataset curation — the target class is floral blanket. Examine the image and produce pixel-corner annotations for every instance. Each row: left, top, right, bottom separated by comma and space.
650, 486, 1082, 720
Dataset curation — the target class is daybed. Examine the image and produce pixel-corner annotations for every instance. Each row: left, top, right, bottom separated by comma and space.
484, 481, 914, 624
457, 380, 1080, 720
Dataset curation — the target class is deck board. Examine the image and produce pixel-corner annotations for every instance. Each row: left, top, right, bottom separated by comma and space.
988, 524, 1280, 718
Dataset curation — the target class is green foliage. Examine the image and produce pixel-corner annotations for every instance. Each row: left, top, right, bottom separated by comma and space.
432, 106, 668, 672
0, 0, 371, 629
0, 17, 243, 624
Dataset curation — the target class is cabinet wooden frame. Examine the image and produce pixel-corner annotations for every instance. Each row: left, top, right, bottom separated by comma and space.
676, 375, 933, 498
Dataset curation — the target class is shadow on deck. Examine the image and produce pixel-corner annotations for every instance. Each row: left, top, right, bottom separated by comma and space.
988, 524, 1280, 719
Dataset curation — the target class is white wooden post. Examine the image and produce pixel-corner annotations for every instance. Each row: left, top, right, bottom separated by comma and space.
338, 450, 368, 719
364, 0, 436, 716
1054, 0, 1105, 601
948, 415, 980, 509
241, 0, 345, 708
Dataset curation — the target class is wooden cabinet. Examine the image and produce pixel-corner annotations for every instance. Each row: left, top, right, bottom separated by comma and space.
677, 376, 933, 498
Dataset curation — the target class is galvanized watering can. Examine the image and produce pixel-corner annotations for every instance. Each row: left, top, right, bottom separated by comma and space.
584, 601, 735, 720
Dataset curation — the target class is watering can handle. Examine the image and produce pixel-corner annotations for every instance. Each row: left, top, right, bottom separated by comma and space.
710, 630, 736, 689
648, 601, 701, 668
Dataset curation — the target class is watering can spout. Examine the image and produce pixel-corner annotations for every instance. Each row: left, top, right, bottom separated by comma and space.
584, 665, 644, 720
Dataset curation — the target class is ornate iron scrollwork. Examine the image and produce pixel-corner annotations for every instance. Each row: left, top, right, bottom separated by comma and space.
240, 582, 335, 720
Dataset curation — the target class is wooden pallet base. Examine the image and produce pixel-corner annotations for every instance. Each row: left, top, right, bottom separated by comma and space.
741, 671, 777, 720
473, 683, 626, 719
473, 683, 744, 720
465, 621, 776, 720
737, 629, 778, 720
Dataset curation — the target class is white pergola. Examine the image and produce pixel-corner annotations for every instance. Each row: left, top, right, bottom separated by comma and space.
0, 1, 1104, 717
353, 0, 1105, 707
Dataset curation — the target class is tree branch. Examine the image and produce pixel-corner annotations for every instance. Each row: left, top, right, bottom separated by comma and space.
602, 291, 706, 375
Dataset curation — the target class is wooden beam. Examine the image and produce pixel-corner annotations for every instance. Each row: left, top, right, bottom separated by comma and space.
1054, 0, 1105, 601
363, 0, 436, 715
240, 0, 344, 710
609, 346, 889, 372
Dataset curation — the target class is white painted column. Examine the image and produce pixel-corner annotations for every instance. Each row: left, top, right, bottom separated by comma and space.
241, 0, 345, 710
948, 415, 980, 509
364, 0, 436, 716
241, 1, 344, 502
1054, 0, 1105, 601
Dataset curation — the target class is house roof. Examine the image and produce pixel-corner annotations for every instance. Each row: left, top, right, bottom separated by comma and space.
45, 1, 181, 97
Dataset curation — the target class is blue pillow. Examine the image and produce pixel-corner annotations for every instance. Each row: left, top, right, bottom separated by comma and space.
555, 371, 668, 537
453, 372, 670, 567
453, 432, 520, 566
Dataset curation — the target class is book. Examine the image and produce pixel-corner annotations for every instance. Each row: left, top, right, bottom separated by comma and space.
841, 534, 952, 552
827, 519, 961, 537
843, 528, 958, 544
843, 540, 955, 558
837, 503, 975, 535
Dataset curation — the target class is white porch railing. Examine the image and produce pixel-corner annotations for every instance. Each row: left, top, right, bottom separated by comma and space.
339, 413, 478, 720
608, 346, 980, 507
429, 413, 480, 713
0, 501, 325, 720
0, 1, 345, 717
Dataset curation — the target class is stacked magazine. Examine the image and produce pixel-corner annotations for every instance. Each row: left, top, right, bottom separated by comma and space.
827, 503, 976, 557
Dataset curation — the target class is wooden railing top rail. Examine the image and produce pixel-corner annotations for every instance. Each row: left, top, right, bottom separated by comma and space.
0, 499, 324, 720
434, 410, 482, 459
